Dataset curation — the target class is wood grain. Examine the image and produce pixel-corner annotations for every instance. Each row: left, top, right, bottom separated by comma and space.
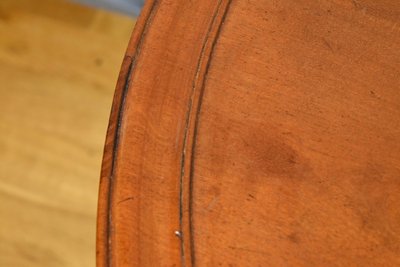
98, 0, 400, 266
0, 1, 134, 266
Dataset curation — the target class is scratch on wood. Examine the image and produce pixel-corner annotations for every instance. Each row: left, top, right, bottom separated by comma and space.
116, 197, 134, 205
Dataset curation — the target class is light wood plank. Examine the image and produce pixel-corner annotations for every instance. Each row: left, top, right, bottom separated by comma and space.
0, 1, 135, 266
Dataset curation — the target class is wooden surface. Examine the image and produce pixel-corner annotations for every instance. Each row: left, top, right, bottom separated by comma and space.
98, 0, 400, 266
0, 1, 135, 266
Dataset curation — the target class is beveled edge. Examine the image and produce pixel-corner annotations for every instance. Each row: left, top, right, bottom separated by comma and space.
96, 1, 158, 266
96, 1, 232, 266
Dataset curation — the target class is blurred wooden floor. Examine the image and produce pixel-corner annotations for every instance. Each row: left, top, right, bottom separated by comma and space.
0, 0, 135, 266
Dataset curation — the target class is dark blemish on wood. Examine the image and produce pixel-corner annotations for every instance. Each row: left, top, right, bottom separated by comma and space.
209, 185, 221, 196
369, 90, 381, 99
7, 42, 29, 55
322, 38, 334, 52
116, 197, 134, 205
351, 0, 360, 9
284, 110, 295, 117
287, 232, 300, 244
0, 8, 11, 22
228, 246, 270, 256
243, 133, 311, 181
288, 154, 296, 164
95, 58, 103, 66
247, 193, 256, 201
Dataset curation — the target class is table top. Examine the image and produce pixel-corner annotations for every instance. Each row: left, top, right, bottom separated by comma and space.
97, 0, 400, 266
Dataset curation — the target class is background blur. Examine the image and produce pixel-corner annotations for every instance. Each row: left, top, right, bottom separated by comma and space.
0, 0, 138, 266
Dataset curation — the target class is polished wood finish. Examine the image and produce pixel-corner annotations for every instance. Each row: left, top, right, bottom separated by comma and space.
97, 0, 400, 266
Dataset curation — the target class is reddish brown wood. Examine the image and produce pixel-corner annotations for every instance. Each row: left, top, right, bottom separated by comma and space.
97, 0, 400, 266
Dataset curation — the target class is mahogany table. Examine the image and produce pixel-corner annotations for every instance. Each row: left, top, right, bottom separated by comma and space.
97, 0, 400, 266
